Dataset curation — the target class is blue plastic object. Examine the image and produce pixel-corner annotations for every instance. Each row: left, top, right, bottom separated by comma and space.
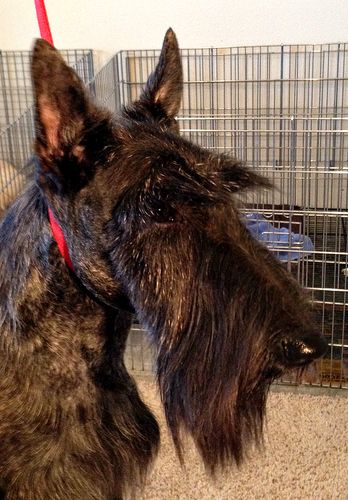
244, 212, 314, 262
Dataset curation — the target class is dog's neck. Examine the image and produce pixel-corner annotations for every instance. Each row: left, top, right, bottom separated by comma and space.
29, 155, 73, 272
42, 174, 134, 315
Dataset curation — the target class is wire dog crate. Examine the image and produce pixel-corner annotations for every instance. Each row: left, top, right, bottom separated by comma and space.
0, 43, 347, 389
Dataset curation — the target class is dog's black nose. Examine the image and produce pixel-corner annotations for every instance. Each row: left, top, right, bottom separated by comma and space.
282, 335, 328, 366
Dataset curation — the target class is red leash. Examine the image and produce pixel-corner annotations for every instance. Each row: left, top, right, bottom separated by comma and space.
34, 0, 74, 271
47, 208, 74, 271
34, 0, 54, 45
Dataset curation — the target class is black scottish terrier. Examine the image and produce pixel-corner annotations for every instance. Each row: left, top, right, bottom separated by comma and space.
0, 29, 327, 499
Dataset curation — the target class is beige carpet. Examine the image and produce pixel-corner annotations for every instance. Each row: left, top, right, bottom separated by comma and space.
134, 377, 348, 500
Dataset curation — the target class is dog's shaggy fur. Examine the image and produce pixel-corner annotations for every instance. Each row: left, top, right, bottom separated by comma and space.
0, 30, 327, 499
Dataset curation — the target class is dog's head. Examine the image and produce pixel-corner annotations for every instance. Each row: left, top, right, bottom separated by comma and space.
32, 29, 327, 469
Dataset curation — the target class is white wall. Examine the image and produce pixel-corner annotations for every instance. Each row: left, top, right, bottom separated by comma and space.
1, 0, 348, 69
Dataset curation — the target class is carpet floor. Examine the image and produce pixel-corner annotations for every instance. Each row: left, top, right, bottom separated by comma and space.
134, 377, 348, 500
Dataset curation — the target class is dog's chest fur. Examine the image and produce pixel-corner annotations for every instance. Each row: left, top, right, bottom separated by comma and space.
0, 186, 142, 498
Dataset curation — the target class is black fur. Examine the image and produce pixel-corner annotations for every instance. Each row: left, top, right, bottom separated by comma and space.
0, 29, 327, 498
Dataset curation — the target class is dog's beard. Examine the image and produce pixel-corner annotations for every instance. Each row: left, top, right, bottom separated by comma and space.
116, 226, 282, 470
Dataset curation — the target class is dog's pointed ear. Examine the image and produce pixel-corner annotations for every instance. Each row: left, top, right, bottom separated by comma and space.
139, 28, 183, 120
214, 156, 273, 193
32, 39, 92, 167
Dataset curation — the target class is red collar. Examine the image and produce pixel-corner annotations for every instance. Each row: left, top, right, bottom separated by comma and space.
48, 208, 74, 271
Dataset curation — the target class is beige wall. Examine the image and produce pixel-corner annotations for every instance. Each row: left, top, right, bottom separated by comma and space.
1, 0, 348, 69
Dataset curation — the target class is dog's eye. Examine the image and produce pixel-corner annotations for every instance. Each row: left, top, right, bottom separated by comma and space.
153, 204, 179, 224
